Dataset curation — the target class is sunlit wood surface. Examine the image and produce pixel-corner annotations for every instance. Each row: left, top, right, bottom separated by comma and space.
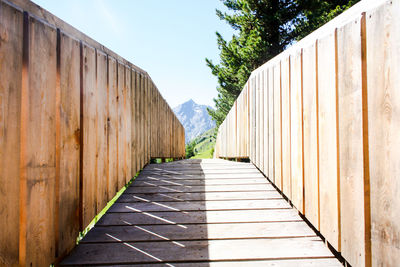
61, 159, 342, 266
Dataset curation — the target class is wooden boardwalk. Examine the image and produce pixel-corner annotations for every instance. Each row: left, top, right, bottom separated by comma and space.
61, 159, 342, 266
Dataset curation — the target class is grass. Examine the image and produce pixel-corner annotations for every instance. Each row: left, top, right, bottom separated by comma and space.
190, 128, 216, 159
76, 171, 140, 244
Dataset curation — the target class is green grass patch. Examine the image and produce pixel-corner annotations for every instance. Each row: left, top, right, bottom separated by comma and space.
187, 127, 216, 159
76, 170, 141, 244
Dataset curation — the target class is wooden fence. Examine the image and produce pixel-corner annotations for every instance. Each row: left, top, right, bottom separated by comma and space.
215, 0, 399, 266
0, 0, 185, 266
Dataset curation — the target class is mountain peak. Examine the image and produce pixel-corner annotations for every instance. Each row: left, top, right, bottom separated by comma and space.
173, 100, 215, 143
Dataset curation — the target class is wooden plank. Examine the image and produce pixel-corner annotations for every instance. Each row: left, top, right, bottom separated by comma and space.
302, 42, 319, 229
97, 209, 303, 226
125, 65, 132, 183
109, 199, 291, 212
61, 237, 335, 265
256, 73, 261, 168
116, 191, 282, 202
125, 183, 275, 193
147, 76, 151, 162
317, 32, 340, 251
82, 44, 97, 228
281, 57, 291, 199
107, 259, 342, 267
367, 2, 400, 266
260, 71, 264, 172
0, 2, 22, 265
135, 71, 141, 171
337, 15, 366, 267
268, 67, 274, 183
57, 31, 81, 258
132, 178, 269, 186
273, 64, 282, 190
137, 174, 265, 180
24, 16, 57, 266
263, 68, 268, 178
107, 57, 118, 199
82, 221, 316, 243
117, 61, 126, 190
135, 72, 141, 169
140, 73, 145, 167
130, 69, 137, 176
96, 50, 108, 214
290, 51, 304, 213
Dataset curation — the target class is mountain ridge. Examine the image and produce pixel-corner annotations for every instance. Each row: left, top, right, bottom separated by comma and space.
173, 99, 215, 143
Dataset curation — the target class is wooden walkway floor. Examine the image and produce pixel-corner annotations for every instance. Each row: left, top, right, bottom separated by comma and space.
61, 159, 342, 266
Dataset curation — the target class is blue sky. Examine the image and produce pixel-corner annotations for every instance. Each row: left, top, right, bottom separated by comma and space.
33, 0, 236, 108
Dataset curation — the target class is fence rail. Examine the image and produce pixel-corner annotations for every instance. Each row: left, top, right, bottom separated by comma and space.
215, 0, 399, 266
0, 0, 185, 266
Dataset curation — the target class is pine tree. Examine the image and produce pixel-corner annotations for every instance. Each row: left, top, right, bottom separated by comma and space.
207, 0, 359, 127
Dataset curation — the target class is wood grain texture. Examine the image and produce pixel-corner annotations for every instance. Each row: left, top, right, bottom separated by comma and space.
0, 2, 22, 265
268, 66, 274, 183
82, 44, 97, 229
57, 31, 80, 259
290, 51, 304, 213
273, 64, 282, 190
367, 1, 400, 266
281, 57, 291, 198
107, 57, 118, 198
62, 160, 340, 266
0, 1, 184, 265
117, 61, 126, 190
337, 16, 366, 267
24, 16, 57, 266
125, 65, 132, 183
96, 50, 108, 215
302, 42, 319, 229
317, 32, 340, 251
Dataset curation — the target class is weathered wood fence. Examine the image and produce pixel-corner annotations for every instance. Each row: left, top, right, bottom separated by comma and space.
0, 0, 185, 266
215, 0, 399, 266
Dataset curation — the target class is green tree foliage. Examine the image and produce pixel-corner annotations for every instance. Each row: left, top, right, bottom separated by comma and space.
185, 140, 197, 158
207, 0, 359, 127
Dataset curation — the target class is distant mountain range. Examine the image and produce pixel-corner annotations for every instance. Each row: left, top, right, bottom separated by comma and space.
173, 99, 215, 143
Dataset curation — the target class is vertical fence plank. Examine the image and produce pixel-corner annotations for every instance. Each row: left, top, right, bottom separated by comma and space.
24, 17, 57, 266
58, 32, 80, 258
281, 57, 291, 198
303, 42, 319, 229
82, 44, 96, 229
317, 32, 340, 251
96, 50, 108, 214
273, 64, 282, 190
130, 69, 137, 176
337, 16, 366, 267
117, 62, 125, 189
135, 71, 141, 170
256, 73, 260, 167
125, 66, 132, 182
107, 57, 118, 199
0, 3, 22, 265
268, 67, 274, 183
290, 51, 304, 213
263, 68, 268, 176
367, 2, 400, 266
